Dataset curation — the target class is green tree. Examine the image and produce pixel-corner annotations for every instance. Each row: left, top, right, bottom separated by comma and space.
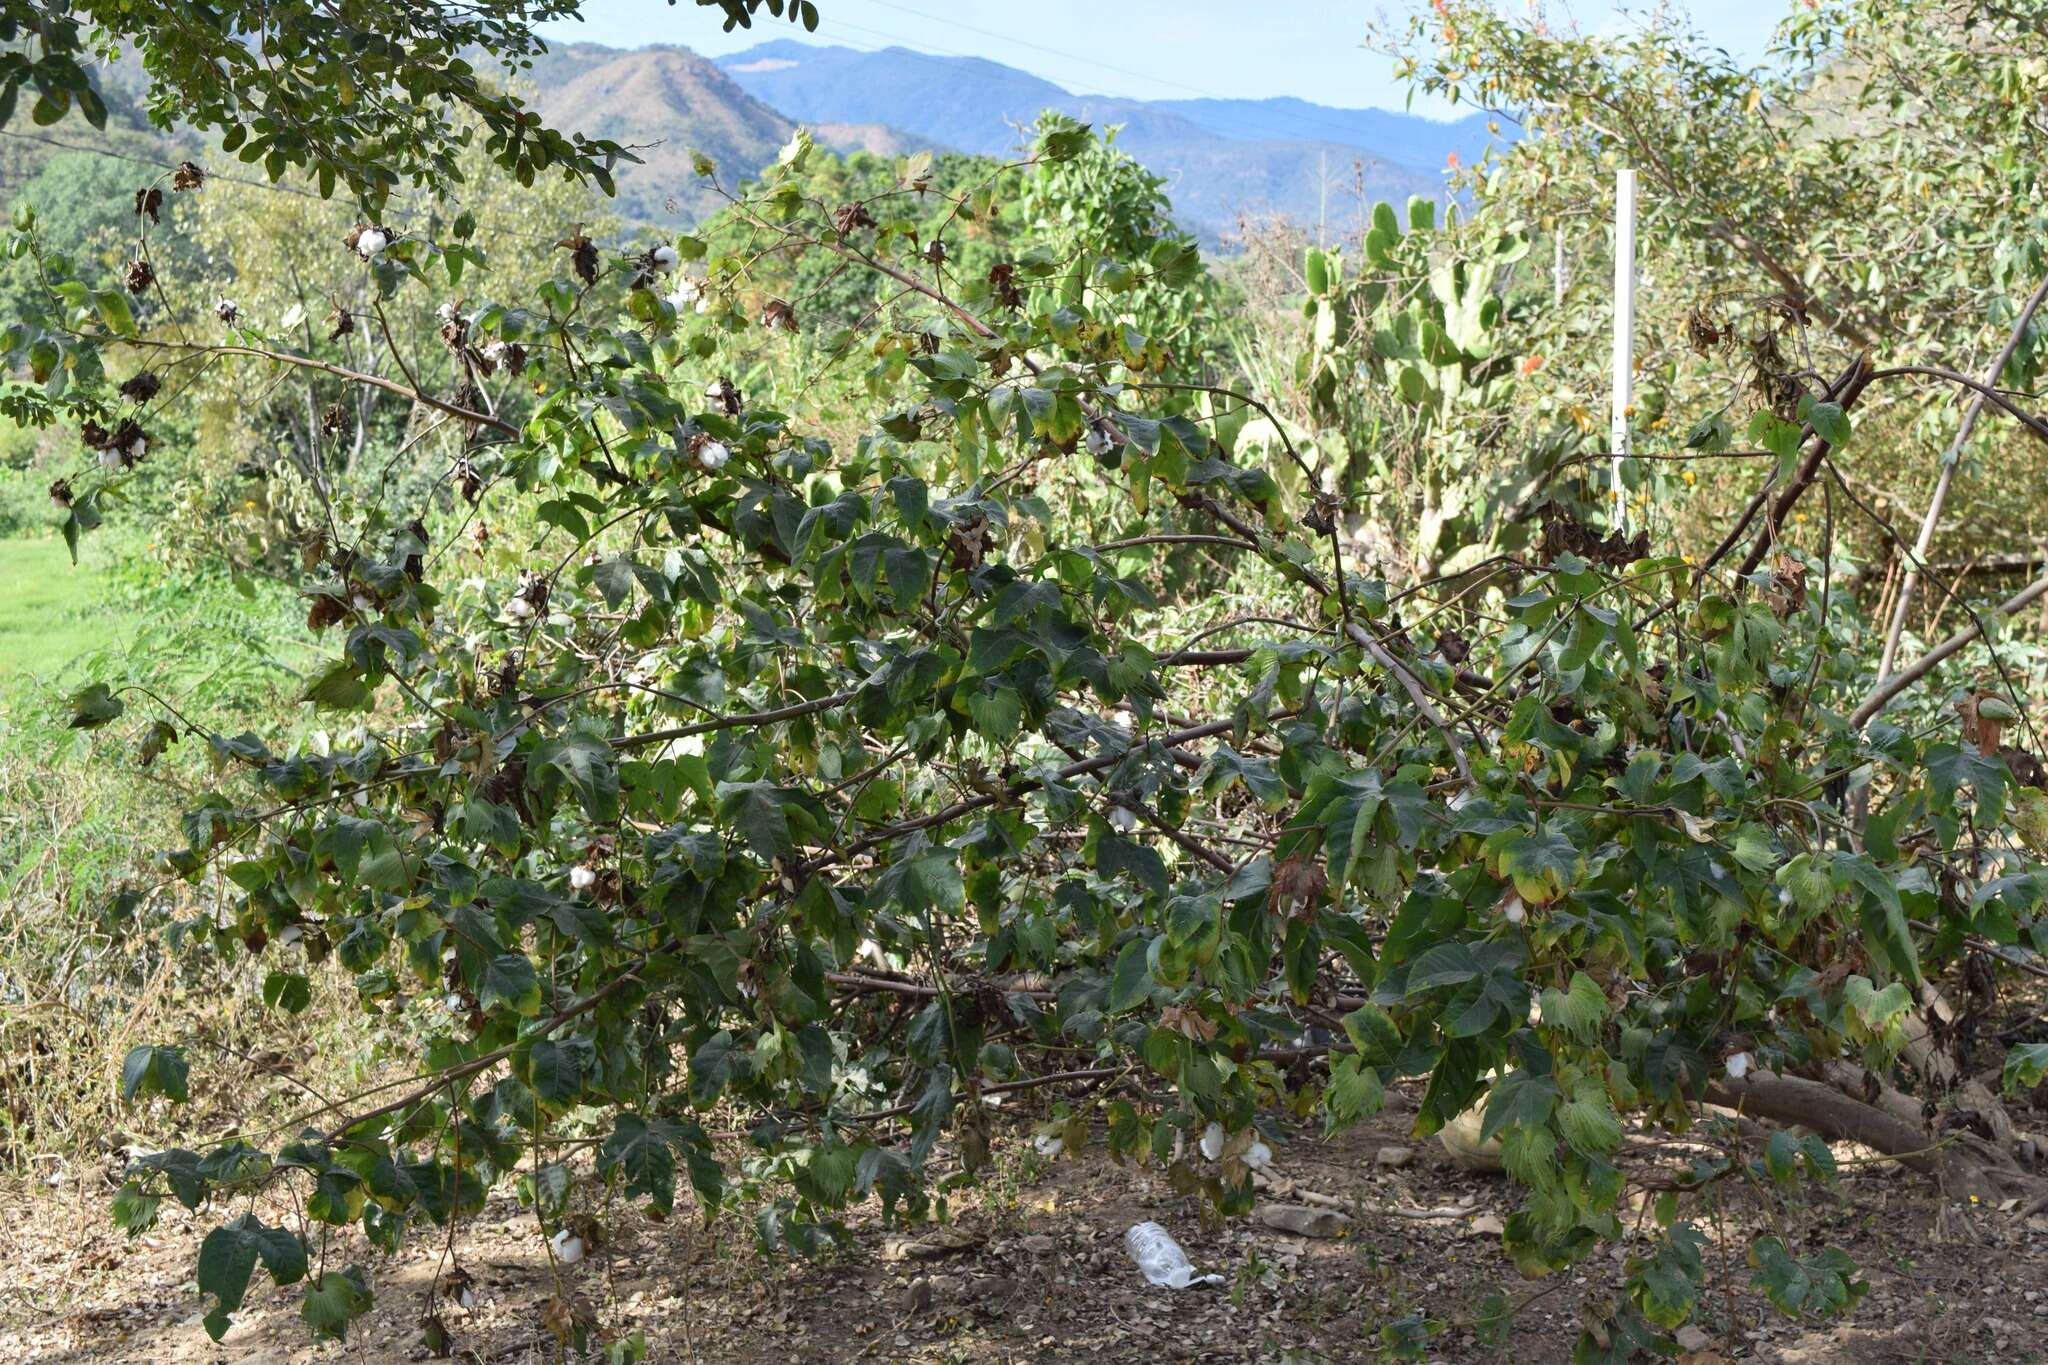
10, 5, 2048, 1361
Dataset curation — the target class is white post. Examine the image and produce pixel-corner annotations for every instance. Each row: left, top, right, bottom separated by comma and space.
1605, 169, 1638, 527
1611, 168, 1637, 531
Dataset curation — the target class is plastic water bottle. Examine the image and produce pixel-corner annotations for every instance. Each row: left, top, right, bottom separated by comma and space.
1123, 1221, 1221, 1288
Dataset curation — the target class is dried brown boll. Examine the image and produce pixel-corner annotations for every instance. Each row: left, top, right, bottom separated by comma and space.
118, 370, 161, 403
832, 201, 876, 236
321, 402, 348, 435
124, 258, 154, 294
48, 477, 72, 509
171, 161, 205, 191
326, 303, 354, 341
134, 187, 163, 224
306, 593, 347, 632
988, 261, 1023, 310
557, 226, 598, 286
705, 375, 741, 416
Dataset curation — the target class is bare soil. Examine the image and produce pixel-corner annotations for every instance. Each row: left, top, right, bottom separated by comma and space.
5, 1080, 2046, 1365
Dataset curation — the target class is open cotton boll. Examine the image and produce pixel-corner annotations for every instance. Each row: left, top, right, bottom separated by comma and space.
568, 866, 597, 891
697, 440, 731, 470
1199, 1121, 1225, 1161
549, 1229, 585, 1264
505, 596, 534, 619
99, 449, 125, 471
669, 277, 702, 309
1084, 425, 1113, 457
355, 228, 389, 259
456, 1285, 477, 1310
351, 592, 374, 614
1032, 1133, 1064, 1157
1244, 1139, 1274, 1171
125, 435, 148, 462
1724, 1051, 1754, 1080
1107, 806, 1138, 833
1501, 893, 1526, 925
650, 244, 679, 273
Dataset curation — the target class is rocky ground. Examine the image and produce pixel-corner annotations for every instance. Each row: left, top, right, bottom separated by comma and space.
5, 1078, 2046, 1364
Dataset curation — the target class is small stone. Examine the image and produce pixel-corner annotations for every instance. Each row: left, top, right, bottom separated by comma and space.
901, 1278, 933, 1314
1374, 1145, 1414, 1168
1465, 1213, 1505, 1237
1255, 1203, 1350, 1238
1675, 1325, 1713, 1352
1018, 1234, 1055, 1256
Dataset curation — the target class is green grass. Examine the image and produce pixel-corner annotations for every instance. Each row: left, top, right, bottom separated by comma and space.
0, 533, 130, 684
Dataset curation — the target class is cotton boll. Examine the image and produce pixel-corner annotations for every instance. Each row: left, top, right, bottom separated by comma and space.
694, 295, 711, 314
650, 244, 680, 273
1198, 1122, 1225, 1161
125, 435, 148, 462
437, 301, 460, 323
1032, 1133, 1064, 1158
505, 596, 534, 619
568, 865, 597, 891
549, 1229, 585, 1264
697, 440, 731, 471
1724, 1051, 1754, 1080
1084, 425, 1113, 457
277, 925, 303, 947
351, 592, 374, 614
669, 277, 702, 309
1107, 806, 1138, 833
99, 448, 124, 471
456, 1285, 477, 1310
1244, 1139, 1274, 1171
355, 228, 389, 259
1501, 893, 1526, 925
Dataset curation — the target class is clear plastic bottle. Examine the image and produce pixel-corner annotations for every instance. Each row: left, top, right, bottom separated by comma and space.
1123, 1221, 1221, 1288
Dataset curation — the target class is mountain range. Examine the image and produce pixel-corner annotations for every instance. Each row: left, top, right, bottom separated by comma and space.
518, 39, 1494, 243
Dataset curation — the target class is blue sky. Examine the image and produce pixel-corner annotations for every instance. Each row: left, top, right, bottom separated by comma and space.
539, 1, 1794, 114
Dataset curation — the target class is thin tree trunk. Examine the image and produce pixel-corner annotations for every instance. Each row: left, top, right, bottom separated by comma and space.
1875, 274, 2048, 682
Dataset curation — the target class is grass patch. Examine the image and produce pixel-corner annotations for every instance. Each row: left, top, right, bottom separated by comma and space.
0, 533, 130, 684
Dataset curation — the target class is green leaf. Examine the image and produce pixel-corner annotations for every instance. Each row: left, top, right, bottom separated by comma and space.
261, 971, 312, 1014
67, 683, 125, 729
1480, 1069, 1559, 1143
94, 289, 135, 336
1107, 936, 1153, 1014
1556, 1084, 1623, 1155
477, 954, 542, 1016
1539, 972, 1606, 1043
120, 1044, 189, 1103
300, 1266, 373, 1342
529, 1038, 586, 1105
1497, 826, 1583, 905
2002, 1042, 2048, 1096
197, 1214, 308, 1340
1748, 1237, 1866, 1319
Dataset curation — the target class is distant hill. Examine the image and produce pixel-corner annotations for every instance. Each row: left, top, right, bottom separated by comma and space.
522, 44, 918, 223
714, 40, 1496, 241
